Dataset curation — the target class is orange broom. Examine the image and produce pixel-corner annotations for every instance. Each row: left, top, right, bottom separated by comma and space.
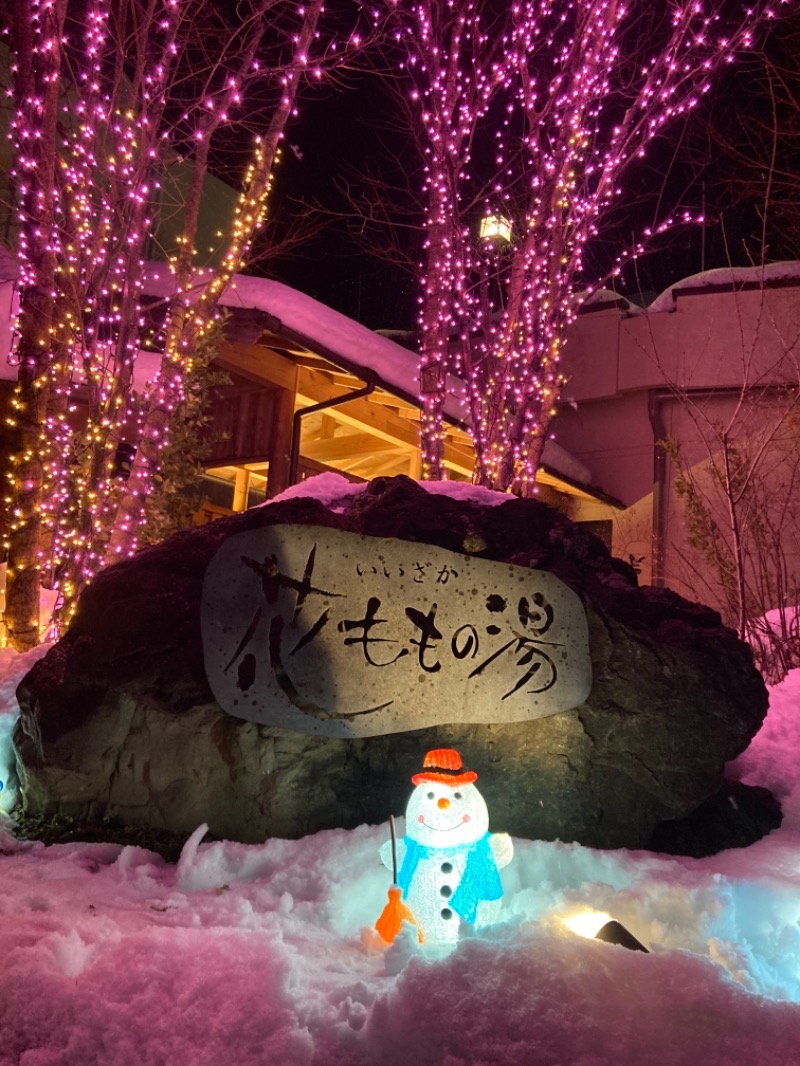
375, 815, 422, 945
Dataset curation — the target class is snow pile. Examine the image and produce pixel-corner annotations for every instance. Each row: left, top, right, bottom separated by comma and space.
1, 652, 800, 1062
730, 667, 800, 822
269, 471, 513, 512
270, 467, 595, 512
0, 643, 50, 813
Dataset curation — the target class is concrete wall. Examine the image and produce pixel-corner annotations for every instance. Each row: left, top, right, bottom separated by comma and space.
557, 274, 800, 620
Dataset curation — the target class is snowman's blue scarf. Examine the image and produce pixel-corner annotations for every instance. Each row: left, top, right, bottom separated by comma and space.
397, 833, 502, 926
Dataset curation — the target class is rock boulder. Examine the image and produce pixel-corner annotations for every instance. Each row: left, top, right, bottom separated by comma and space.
14, 474, 773, 853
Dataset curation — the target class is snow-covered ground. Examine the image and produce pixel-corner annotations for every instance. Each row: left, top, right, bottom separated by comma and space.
1, 644, 800, 1065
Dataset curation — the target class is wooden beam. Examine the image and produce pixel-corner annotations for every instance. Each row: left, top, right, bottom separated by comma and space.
301, 433, 402, 463
297, 369, 417, 445
216, 341, 299, 393
267, 385, 294, 497
217, 342, 476, 478
318, 414, 338, 439
232, 468, 248, 512
296, 367, 474, 476
393, 406, 424, 421
358, 454, 412, 478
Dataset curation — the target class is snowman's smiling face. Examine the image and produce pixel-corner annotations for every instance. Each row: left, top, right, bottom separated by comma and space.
406, 781, 489, 848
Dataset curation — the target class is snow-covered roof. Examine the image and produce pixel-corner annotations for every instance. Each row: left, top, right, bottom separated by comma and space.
0, 258, 594, 487
142, 265, 471, 419
142, 266, 594, 486
647, 261, 800, 313
573, 287, 638, 314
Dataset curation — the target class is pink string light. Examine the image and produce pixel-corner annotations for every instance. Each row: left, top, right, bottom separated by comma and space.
6, 0, 378, 631
406, 0, 780, 493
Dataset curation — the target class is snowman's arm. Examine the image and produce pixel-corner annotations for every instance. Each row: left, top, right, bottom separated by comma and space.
490, 832, 513, 869
379, 837, 407, 873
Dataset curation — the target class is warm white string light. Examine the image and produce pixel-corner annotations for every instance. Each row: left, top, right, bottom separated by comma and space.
5, 0, 380, 641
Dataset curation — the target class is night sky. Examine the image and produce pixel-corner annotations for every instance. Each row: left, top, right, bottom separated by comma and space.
246, 9, 799, 329
263, 70, 422, 331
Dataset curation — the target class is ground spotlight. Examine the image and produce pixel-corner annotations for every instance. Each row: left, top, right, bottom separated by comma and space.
561, 909, 649, 952
595, 919, 649, 953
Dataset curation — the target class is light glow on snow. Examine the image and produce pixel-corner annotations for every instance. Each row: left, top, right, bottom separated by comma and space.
561, 908, 614, 939
3, 649, 800, 1061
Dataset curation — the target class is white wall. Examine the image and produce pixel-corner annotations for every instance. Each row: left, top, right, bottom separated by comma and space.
557, 273, 800, 620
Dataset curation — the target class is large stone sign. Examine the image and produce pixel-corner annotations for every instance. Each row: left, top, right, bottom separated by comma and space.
13, 474, 775, 854
201, 525, 592, 737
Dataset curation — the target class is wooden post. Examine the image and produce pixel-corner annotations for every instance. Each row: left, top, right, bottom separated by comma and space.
267, 384, 296, 497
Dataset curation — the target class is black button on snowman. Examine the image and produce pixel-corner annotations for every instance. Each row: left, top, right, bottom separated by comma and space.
379, 748, 514, 944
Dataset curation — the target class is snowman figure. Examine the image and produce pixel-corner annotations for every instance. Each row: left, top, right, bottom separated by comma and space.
380, 748, 513, 944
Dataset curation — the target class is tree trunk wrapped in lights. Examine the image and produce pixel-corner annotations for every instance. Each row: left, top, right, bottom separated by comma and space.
406, 0, 507, 482
4, 0, 69, 649
4, 0, 378, 646
108, 0, 325, 564
402, 0, 783, 494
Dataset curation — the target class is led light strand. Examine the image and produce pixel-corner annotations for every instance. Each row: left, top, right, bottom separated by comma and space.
407, 0, 779, 493
6, 0, 381, 640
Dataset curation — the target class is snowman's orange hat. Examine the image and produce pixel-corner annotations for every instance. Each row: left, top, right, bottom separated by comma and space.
412, 748, 478, 787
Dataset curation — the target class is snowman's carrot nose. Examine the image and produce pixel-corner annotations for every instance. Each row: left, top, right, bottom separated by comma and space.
437, 797, 451, 810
